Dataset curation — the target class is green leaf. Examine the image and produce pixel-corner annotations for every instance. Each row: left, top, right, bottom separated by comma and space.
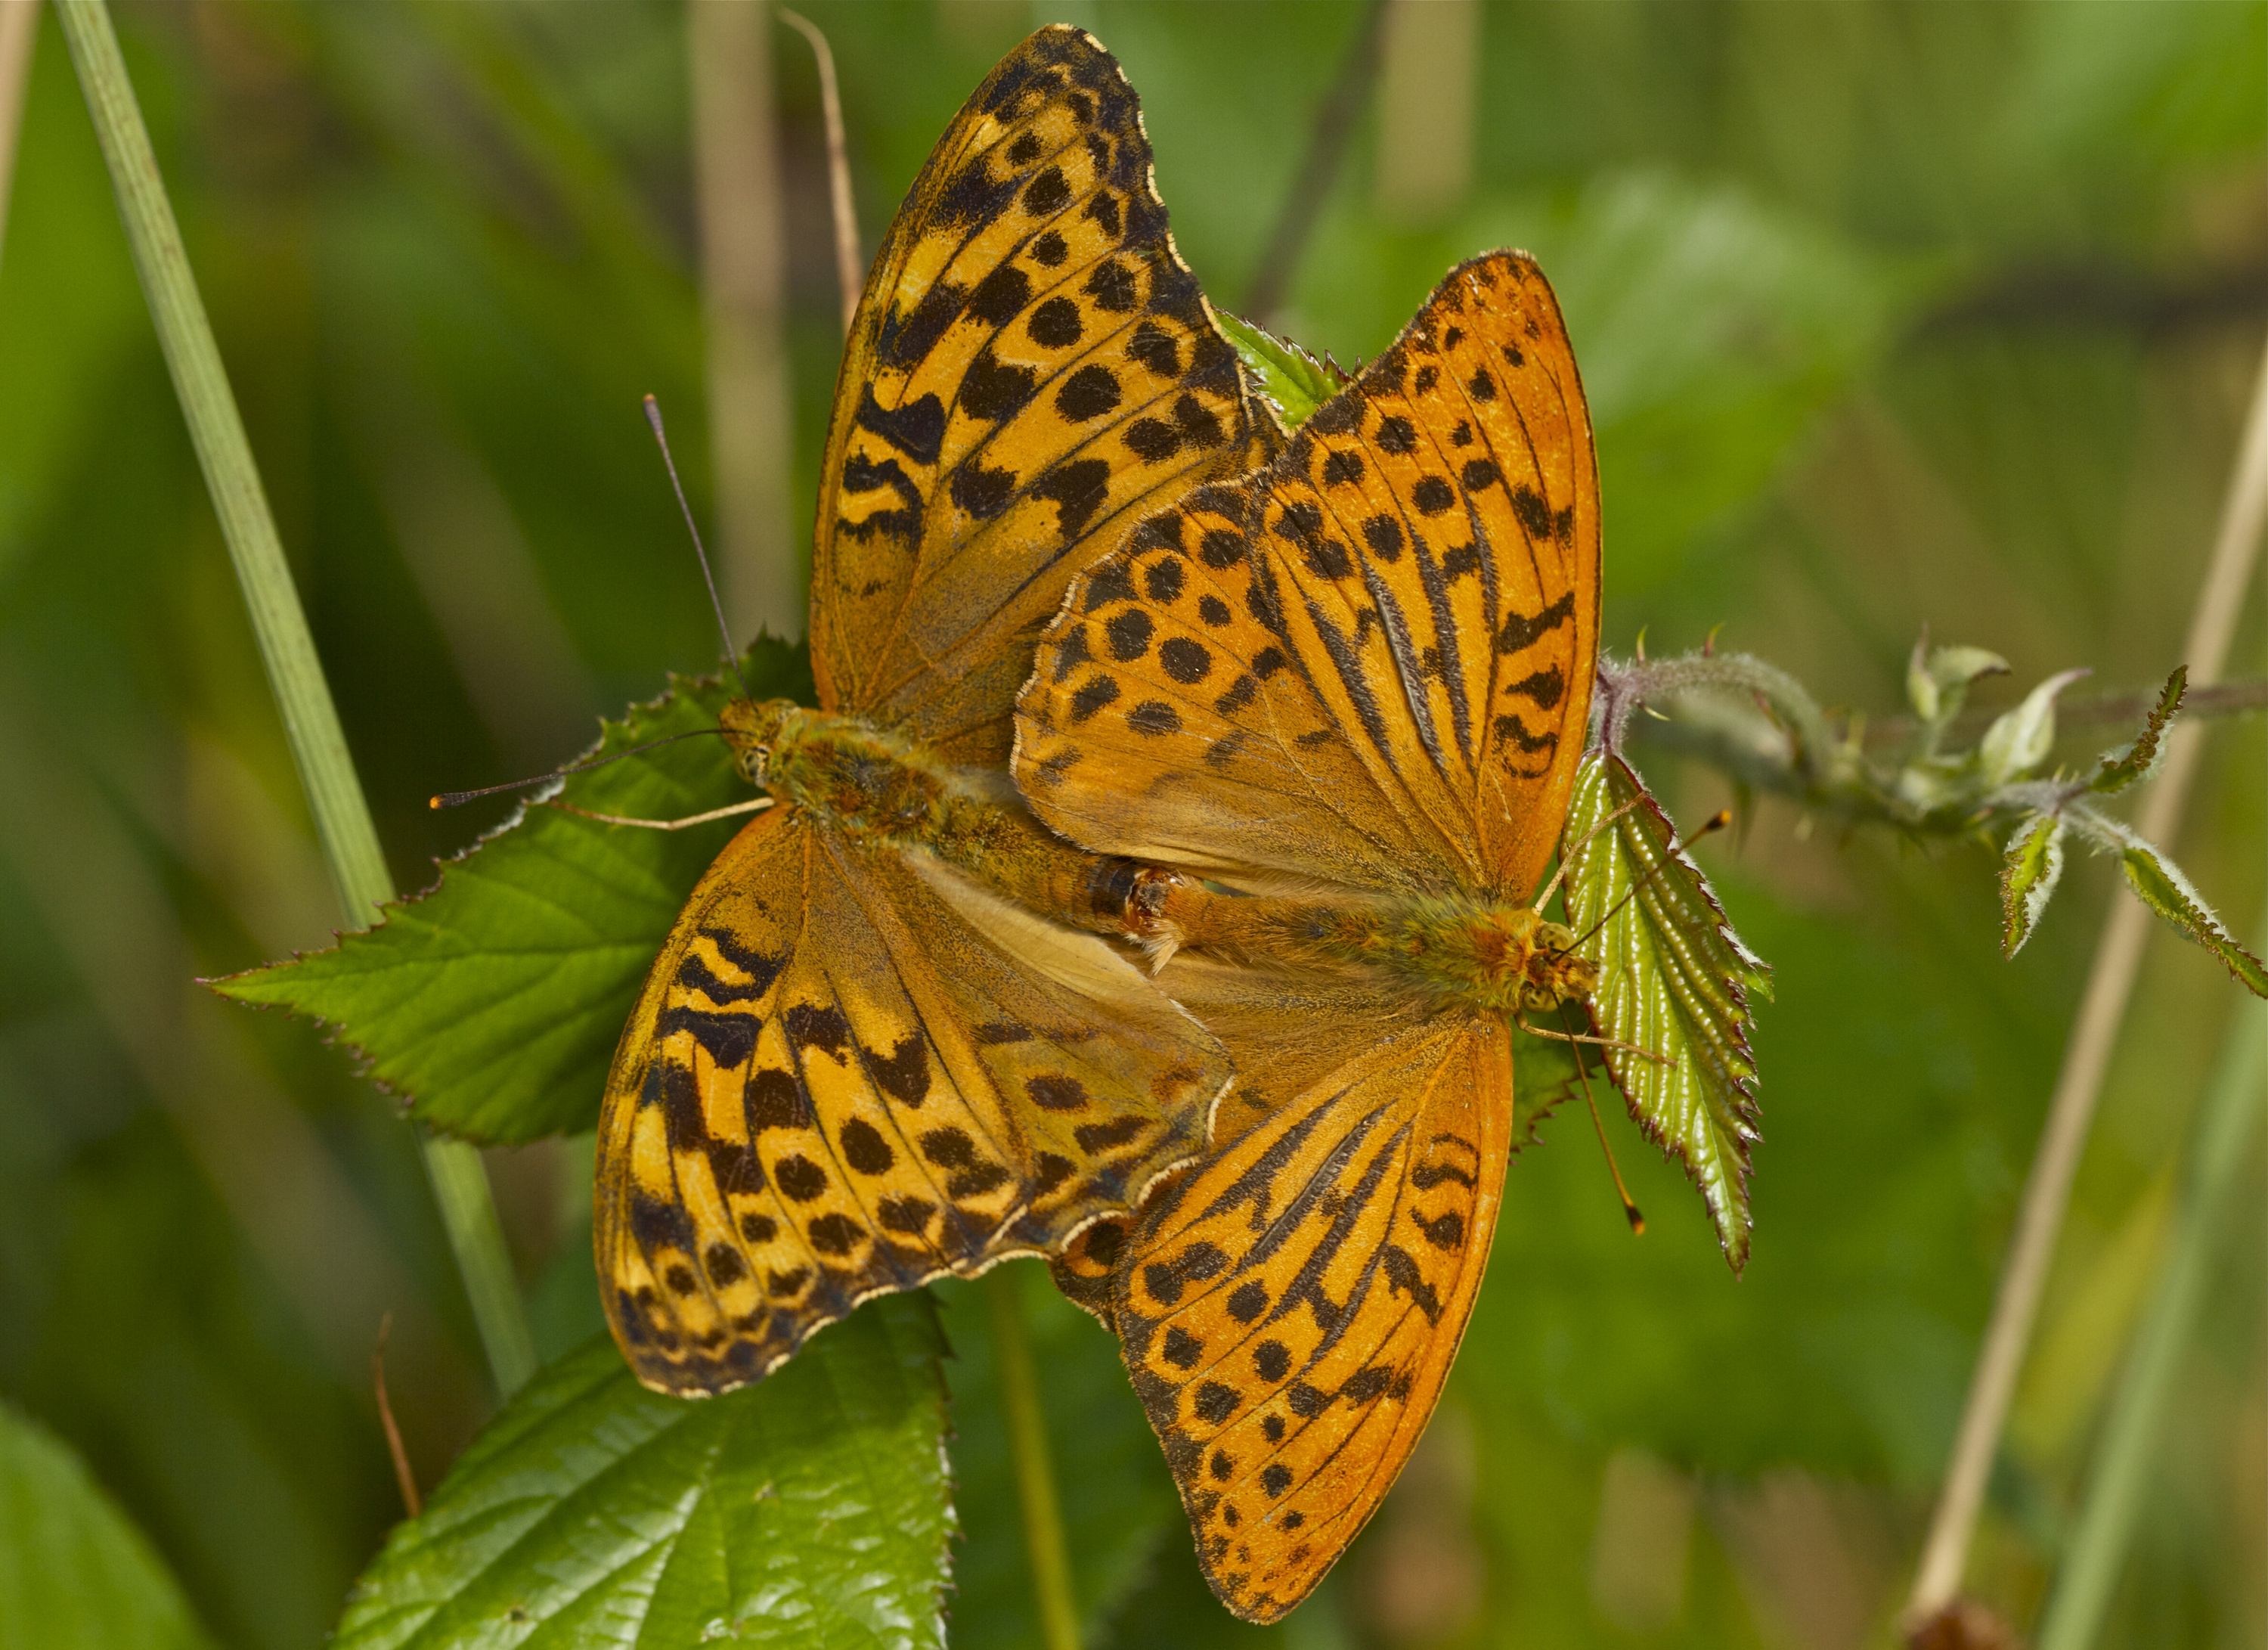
1215, 309, 1343, 430
1563, 752, 1770, 1269
2090, 667, 2186, 794
2118, 840, 2268, 999
932, 1266, 1182, 1649
0, 1401, 215, 1650
214, 640, 811, 1142
335, 1304, 952, 1650
1906, 635, 2009, 727
1978, 667, 2090, 788
1999, 811, 2067, 957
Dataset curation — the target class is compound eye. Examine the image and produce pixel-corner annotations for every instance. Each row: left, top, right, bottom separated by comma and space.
1520, 983, 1554, 1010
1537, 922, 1576, 953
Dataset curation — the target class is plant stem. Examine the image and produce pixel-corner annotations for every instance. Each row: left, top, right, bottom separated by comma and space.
776, 7, 860, 337
55, 0, 537, 1399
0, 0, 38, 278
1242, 0, 1390, 324
688, 0, 798, 641
2035, 923, 2267, 1650
984, 1265, 1082, 1650
1904, 333, 2268, 1626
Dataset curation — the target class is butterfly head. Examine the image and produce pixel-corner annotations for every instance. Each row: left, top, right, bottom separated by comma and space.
718, 697, 802, 788
1520, 920, 1600, 1011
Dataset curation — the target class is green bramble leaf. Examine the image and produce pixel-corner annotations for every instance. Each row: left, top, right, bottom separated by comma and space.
2118, 839, 2268, 998
1905, 635, 2009, 727
1216, 309, 1343, 432
214, 640, 812, 1143
1978, 667, 2089, 789
1562, 751, 1771, 1269
334, 1306, 951, 1650
1999, 811, 2066, 957
2090, 667, 2186, 794
0, 1402, 215, 1650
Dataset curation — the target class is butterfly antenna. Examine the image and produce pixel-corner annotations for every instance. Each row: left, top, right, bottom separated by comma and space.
1531, 796, 1645, 912
1572, 1036, 1644, 1233
1566, 809, 1731, 950
643, 393, 751, 702
428, 728, 731, 809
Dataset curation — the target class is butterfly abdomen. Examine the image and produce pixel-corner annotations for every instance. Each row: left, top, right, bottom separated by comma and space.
1086, 866, 1596, 1016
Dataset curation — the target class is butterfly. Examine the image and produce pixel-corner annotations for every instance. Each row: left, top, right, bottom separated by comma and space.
596, 26, 1283, 1396
1012, 251, 1603, 1620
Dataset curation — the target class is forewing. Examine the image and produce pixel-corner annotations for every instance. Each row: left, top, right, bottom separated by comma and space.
1108, 977, 1513, 1623
812, 25, 1273, 765
596, 808, 1228, 1395
1018, 251, 1599, 901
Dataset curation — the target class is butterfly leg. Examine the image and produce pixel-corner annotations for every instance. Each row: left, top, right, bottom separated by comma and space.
1514, 1014, 1676, 1067
549, 797, 775, 830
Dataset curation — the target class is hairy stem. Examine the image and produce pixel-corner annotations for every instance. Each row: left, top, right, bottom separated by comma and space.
56, 0, 537, 1398
984, 1265, 1082, 1650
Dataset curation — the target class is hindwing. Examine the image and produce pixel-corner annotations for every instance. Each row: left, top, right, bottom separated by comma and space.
1017, 250, 1598, 901
1107, 959, 1514, 1623
812, 25, 1276, 764
597, 807, 1228, 1394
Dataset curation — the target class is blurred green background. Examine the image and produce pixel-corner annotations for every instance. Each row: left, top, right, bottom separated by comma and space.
0, 2, 2262, 1646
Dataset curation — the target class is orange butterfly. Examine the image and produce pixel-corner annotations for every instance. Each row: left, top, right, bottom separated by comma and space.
1014, 252, 1602, 1619
595, 27, 1281, 1394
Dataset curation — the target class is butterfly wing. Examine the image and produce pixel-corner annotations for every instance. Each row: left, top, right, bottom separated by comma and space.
811, 25, 1275, 765
597, 807, 1228, 1395
1018, 250, 1599, 901
1108, 957, 1513, 1623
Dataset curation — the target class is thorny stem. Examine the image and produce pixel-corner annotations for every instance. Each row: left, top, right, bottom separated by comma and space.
984, 1265, 1083, 1650
1606, 650, 2262, 835
1904, 333, 2268, 1628
56, 0, 538, 1398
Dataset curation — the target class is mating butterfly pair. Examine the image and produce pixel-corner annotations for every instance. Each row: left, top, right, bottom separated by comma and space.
596, 27, 1599, 1624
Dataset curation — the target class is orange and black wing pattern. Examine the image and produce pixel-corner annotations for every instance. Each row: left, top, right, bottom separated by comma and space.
597, 808, 1225, 1394
1017, 251, 1599, 902
1111, 961, 1512, 1623
811, 26, 1277, 766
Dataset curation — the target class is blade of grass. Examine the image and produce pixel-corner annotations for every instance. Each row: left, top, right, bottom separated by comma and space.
2034, 911, 2267, 1650
1906, 334, 2268, 1626
54, 0, 537, 1397
777, 7, 860, 338
0, 0, 37, 276
984, 1265, 1083, 1650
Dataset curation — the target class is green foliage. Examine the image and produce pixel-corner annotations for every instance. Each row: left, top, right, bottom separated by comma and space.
5, 2, 2263, 1645
1617, 645, 2266, 997
0, 1402, 215, 1650
931, 1266, 1179, 1648
2114, 841, 2268, 999
2000, 812, 2067, 958
1561, 752, 1770, 1270
336, 1307, 950, 1650
2091, 668, 2186, 795
215, 641, 810, 1143
1214, 309, 1342, 431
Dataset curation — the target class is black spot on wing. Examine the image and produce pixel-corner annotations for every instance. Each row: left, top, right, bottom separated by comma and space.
1033, 457, 1111, 542
657, 1006, 758, 1069
1495, 591, 1575, 656
854, 387, 945, 465
1507, 665, 1565, 709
